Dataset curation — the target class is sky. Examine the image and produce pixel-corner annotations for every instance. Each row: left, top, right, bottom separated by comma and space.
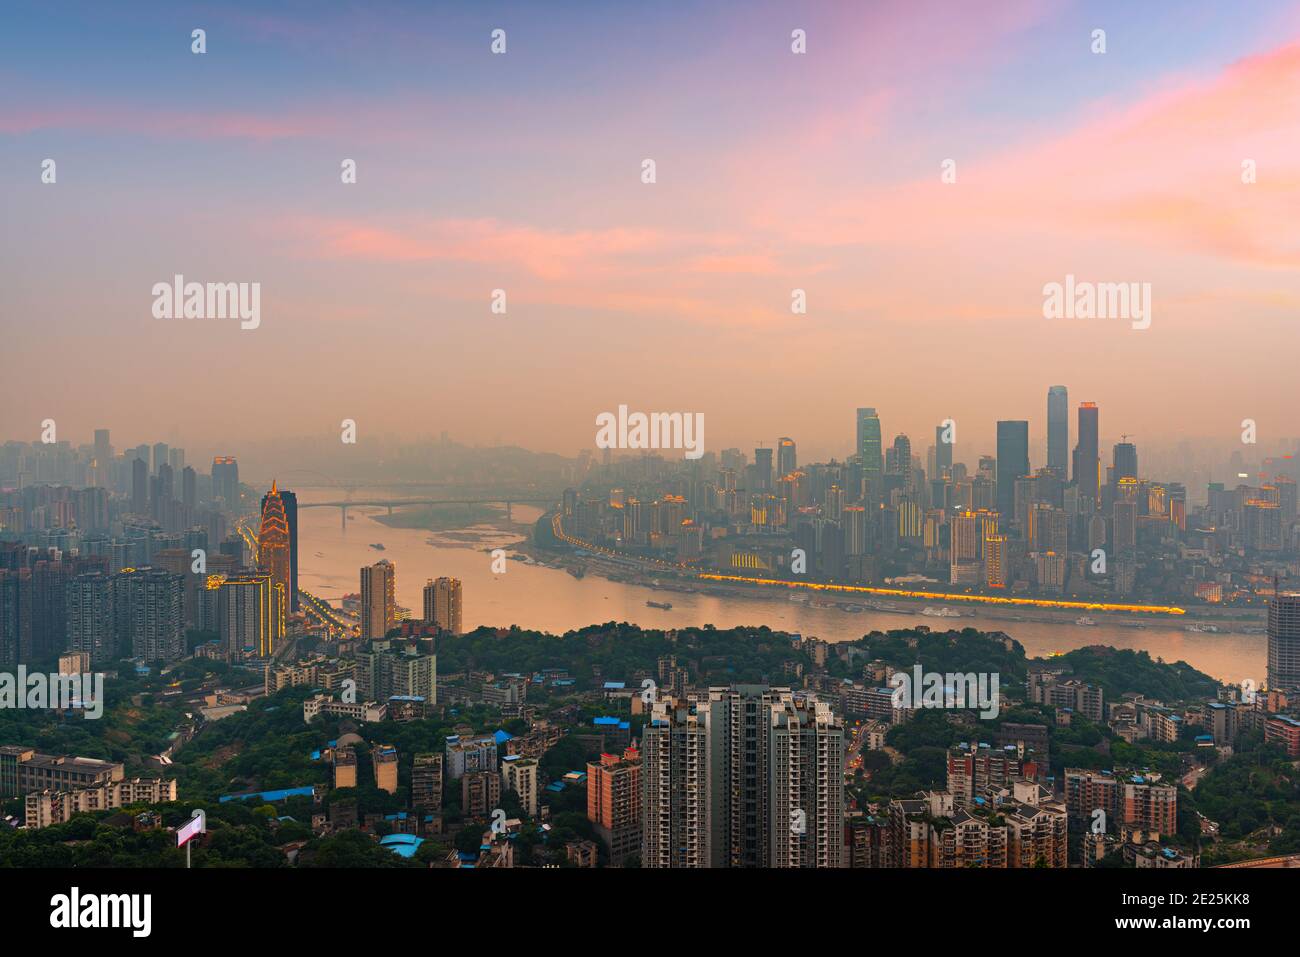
3, 0, 1300, 467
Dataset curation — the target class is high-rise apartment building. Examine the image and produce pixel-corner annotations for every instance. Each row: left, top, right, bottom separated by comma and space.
642, 686, 844, 868
422, 576, 462, 635
501, 756, 539, 817
115, 567, 184, 661
65, 571, 116, 663
356, 644, 437, 705
211, 572, 284, 660
587, 747, 642, 866
461, 769, 501, 817
1268, 593, 1300, 694
445, 734, 498, 779
361, 560, 396, 640
641, 697, 710, 868
412, 753, 444, 813
0, 568, 32, 667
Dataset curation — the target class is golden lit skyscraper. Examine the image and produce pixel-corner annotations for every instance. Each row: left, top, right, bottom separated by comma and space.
423, 577, 463, 635
361, 560, 396, 640
257, 481, 291, 611
984, 534, 1008, 588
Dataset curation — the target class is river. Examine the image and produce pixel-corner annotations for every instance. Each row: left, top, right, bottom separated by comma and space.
293, 489, 1263, 685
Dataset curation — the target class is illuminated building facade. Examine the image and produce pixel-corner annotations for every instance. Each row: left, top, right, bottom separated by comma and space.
209, 572, 283, 660
257, 481, 292, 612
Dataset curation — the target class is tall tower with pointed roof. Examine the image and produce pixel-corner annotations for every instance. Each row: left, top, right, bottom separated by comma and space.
258, 481, 292, 624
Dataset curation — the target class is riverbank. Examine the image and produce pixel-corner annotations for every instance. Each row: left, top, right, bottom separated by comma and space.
518, 535, 1266, 638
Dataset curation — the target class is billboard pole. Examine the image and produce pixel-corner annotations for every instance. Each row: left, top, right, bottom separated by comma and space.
180, 808, 206, 869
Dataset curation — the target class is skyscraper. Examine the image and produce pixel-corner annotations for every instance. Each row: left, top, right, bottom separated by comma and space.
116, 568, 184, 661
752, 447, 774, 491
212, 456, 240, 511
996, 421, 1030, 524
1112, 440, 1138, 485
181, 466, 197, 510
66, 571, 116, 664
92, 429, 111, 488
642, 686, 844, 868
888, 434, 913, 490
0, 569, 32, 667
776, 437, 797, 478
1268, 594, 1300, 695
262, 485, 298, 611
856, 408, 883, 495
131, 456, 147, 516
641, 697, 710, 869
935, 423, 953, 477
1073, 402, 1100, 510
257, 482, 292, 613
212, 572, 283, 660
361, 560, 396, 640
1047, 386, 1068, 478
423, 577, 463, 634
152, 443, 169, 475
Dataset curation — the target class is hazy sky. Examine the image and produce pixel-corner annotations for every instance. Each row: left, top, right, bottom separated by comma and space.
3, 0, 1300, 465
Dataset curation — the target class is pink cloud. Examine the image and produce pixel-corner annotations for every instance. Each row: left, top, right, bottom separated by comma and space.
787, 39, 1300, 267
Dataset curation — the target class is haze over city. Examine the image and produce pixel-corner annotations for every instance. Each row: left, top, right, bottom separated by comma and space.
5, 0, 1300, 460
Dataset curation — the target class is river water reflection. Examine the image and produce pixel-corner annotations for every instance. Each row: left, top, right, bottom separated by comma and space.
294, 490, 1262, 685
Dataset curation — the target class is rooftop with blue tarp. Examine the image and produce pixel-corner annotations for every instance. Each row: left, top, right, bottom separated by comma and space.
220, 785, 315, 804
380, 833, 423, 858
603, 681, 626, 690
494, 729, 513, 744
